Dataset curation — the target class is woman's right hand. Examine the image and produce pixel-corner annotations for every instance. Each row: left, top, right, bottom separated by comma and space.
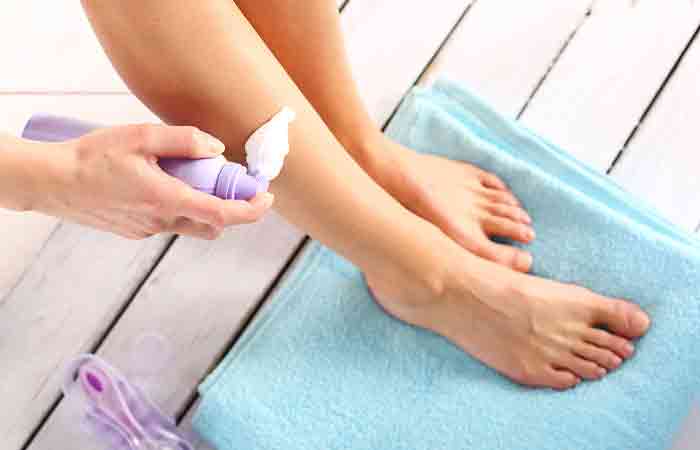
21, 124, 273, 240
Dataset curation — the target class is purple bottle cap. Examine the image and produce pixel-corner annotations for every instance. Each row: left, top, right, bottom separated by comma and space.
214, 162, 269, 200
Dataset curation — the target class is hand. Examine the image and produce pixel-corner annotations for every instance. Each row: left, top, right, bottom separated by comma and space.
27, 124, 273, 239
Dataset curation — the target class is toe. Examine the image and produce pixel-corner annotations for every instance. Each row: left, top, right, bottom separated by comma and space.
585, 328, 635, 359
483, 216, 535, 243
560, 356, 607, 380
593, 297, 651, 338
546, 368, 581, 390
574, 342, 623, 371
481, 188, 520, 206
479, 172, 508, 191
471, 240, 532, 272
485, 203, 532, 224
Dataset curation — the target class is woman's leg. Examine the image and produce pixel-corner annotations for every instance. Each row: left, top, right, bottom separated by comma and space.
81, 0, 650, 388
235, 0, 534, 273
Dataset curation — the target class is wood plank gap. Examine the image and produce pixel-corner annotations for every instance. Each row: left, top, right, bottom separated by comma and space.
516, 5, 593, 119
19, 234, 178, 450
606, 20, 700, 174
0, 221, 61, 307
173, 236, 310, 424
381, 1, 475, 129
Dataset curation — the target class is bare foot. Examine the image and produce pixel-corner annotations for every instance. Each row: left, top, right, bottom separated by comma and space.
365, 247, 651, 390
359, 134, 535, 272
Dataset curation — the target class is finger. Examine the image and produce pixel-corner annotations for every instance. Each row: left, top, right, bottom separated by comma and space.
177, 187, 274, 227
167, 216, 223, 240
131, 124, 226, 158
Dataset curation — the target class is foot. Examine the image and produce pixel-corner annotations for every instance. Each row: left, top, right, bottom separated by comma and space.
358, 134, 535, 272
365, 246, 651, 390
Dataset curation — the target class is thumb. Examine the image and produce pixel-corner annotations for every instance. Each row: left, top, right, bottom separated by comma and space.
135, 124, 225, 158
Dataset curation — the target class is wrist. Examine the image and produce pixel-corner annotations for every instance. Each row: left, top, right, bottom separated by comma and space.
20, 139, 76, 214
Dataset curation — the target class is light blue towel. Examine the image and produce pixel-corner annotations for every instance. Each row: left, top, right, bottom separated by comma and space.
194, 79, 700, 450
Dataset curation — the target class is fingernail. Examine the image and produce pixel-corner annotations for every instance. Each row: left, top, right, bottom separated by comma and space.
199, 131, 225, 153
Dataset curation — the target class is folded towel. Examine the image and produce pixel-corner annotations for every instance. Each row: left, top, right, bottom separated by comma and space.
194, 79, 700, 450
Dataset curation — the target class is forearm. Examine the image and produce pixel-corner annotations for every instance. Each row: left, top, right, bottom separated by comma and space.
0, 134, 60, 211
81, 0, 444, 277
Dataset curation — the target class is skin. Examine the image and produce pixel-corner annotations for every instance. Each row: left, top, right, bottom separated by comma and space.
0, 127, 272, 239
235, 0, 534, 272
81, 0, 651, 389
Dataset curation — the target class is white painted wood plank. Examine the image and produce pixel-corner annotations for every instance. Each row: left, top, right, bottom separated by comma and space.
28, 215, 303, 450
610, 31, 700, 231
0, 94, 160, 377
342, 0, 469, 125
0, 211, 57, 299
521, 1, 700, 171
421, 0, 591, 117
0, 94, 157, 135
0, 226, 171, 450
1, 1, 128, 92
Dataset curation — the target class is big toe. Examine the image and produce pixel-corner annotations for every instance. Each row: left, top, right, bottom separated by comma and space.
595, 297, 651, 339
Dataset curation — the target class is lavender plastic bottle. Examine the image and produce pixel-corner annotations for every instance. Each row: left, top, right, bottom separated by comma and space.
21, 114, 268, 201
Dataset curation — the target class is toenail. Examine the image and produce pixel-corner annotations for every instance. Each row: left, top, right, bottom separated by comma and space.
631, 311, 650, 332
624, 342, 635, 355
525, 228, 535, 240
597, 367, 607, 377
519, 252, 533, 271
611, 356, 622, 367
522, 213, 532, 224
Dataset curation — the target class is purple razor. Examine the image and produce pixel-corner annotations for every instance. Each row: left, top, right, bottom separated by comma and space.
63, 354, 194, 450
22, 114, 268, 200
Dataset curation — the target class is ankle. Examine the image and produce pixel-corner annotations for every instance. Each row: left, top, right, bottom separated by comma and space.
364, 224, 474, 309
335, 128, 397, 179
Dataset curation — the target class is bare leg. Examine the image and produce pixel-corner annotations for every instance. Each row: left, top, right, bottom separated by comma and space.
81, 0, 650, 389
235, 0, 534, 272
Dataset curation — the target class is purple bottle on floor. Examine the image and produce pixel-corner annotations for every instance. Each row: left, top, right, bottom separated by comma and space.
21, 114, 268, 201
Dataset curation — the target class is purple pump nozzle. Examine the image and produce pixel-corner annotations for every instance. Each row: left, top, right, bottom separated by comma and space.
22, 114, 268, 201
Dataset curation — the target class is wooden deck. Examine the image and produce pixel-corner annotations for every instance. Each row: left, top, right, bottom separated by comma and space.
2, 1, 700, 449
